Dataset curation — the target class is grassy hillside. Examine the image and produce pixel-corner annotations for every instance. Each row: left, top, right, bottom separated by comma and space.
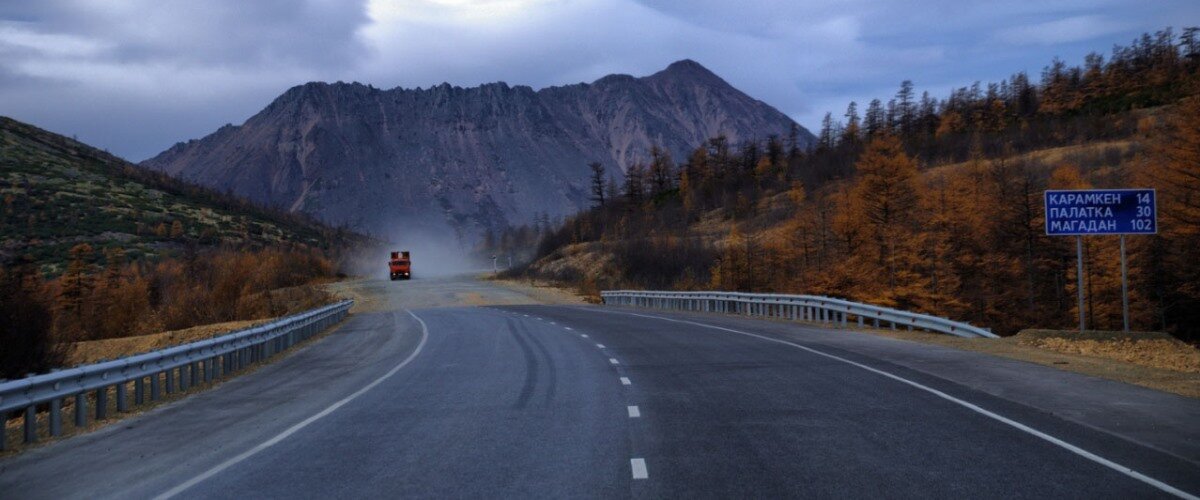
0, 116, 362, 274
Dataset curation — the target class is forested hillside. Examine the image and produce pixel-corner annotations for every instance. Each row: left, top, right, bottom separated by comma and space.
497, 27, 1200, 341
0, 117, 375, 378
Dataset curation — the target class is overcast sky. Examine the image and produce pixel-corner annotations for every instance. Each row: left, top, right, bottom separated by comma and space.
1, 0, 1196, 161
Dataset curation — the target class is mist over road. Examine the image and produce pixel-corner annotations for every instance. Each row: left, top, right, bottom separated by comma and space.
2, 275, 1197, 499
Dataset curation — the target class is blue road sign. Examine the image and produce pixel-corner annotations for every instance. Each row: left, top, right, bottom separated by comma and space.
1044, 189, 1157, 236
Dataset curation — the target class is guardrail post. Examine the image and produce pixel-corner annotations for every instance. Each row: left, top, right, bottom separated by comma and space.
24, 406, 37, 443
135, 376, 145, 404
95, 386, 108, 420
858, 316, 864, 328
74, 393, 87, 428
165, 368, 175, 395
180, 365, 190, 391
116, 383, 128, 412
49, 398, 62, 437
150, 373, 160, 401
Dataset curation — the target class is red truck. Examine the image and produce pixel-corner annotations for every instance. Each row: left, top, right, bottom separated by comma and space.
389, 251, 412, 280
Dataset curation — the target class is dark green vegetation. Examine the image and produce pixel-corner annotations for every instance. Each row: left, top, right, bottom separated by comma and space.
0, 116, 363, 275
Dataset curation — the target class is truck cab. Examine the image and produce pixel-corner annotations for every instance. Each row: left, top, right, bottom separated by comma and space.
389, 251, 412, 280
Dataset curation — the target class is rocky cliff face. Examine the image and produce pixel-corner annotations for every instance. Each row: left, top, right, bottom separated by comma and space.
142, 60, 810, 240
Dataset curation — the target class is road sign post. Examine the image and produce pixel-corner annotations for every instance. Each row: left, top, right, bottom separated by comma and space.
1045, 189, 1156, 333
1076, 235, 1085, 332
1120, 235, 1129, 332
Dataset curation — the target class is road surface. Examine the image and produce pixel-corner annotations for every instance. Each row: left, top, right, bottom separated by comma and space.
2, 275, 1198, 499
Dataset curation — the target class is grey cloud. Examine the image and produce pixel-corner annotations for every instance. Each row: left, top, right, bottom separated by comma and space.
0, 0, 1197, 162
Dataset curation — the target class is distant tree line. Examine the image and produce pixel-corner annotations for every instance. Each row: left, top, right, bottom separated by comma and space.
495, 26, 1200, 341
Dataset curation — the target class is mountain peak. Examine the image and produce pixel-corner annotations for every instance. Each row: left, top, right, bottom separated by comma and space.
657, 59, 720, 80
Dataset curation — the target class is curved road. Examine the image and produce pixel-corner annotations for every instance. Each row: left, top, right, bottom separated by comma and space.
2, 276, 1198, 498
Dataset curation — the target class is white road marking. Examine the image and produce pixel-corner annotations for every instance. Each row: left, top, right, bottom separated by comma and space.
630, 458, 648, 479
620, 377, 631, 385
154, 310, 431, 500
581, 334, 589, 338
564, 327, 573, 331
588, 308, 1199, 500
596, 343, 606, 349
609, 358, 619, 365
627, 405, 641, 418
549, 321, 557, 325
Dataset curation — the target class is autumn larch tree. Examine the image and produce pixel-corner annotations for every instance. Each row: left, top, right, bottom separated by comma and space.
588, 162, 606, 207
1138, 96, 1200, 338
847, 135, 921, 295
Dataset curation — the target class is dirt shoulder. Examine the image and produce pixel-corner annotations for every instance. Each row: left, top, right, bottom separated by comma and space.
827, 326, 1200, 399
486, 278, 591, 305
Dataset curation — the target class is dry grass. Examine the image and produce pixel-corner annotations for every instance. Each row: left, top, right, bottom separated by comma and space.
1013, 329, 1200, 373
323, 278, 388, 313
62, 319, 266, 366
923, 140, 1133, 177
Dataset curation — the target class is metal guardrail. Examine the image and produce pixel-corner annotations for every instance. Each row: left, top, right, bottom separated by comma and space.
0, 300, 353, 450
601, 291, 998, 339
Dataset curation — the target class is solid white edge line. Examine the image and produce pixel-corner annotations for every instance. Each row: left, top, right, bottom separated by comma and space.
589, 308, 1198, 500
630, 458, 648, 479
620, 377, 631, 386
627, 405, 641, 418
155, 309, 432, 500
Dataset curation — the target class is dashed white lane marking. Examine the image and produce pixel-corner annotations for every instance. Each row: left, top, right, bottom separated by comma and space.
596, 343, 606, 349
627, 405, 641, 418
581, 334, 589, 338
630, 458, 648, 479
564, 327, 573, 331
620, 377, 631, 385
522, 314, 528, 317
549, 322, 556, 325
155, 309, 431, 500
609, 358, 619, 365
588, 308, 1200, 500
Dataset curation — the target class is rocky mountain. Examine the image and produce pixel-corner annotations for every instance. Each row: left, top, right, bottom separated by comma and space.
142, 60, 810, 241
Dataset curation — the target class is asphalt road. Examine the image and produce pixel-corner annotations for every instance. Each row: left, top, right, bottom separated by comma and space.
2, 275, 1198, 499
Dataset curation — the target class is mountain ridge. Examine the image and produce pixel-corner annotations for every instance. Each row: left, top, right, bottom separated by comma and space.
143, 60, 810, 240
